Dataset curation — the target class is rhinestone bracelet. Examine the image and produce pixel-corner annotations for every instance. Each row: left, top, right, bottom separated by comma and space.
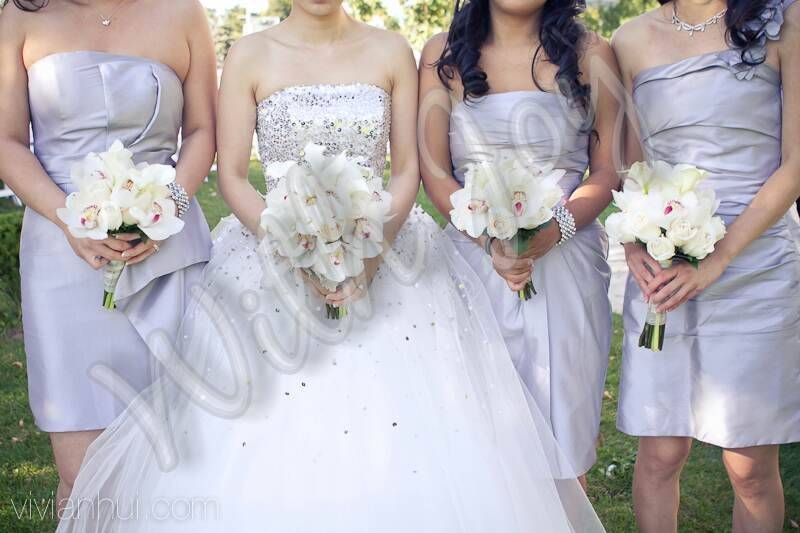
554, 206, 576, 246
167, 182, 190, 218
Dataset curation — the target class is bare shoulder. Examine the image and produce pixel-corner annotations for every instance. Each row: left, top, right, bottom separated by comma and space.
360, 25, 415, 87
611, 7, 664, 80
611, 7, 661, 53
0, 1, 31, 39
228, 30, 278, 66
363, 24, 414, 59
580, 32, 620, 82
582, 31, 615, 63
782, 1, 800, 40
420, 32, 448, 66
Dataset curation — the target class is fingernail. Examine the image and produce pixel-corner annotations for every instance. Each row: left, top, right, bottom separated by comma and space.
121, 252, 128, 258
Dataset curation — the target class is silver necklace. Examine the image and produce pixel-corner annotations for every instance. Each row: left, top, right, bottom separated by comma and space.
671, 2, 727, 37
90, 0, 129, 28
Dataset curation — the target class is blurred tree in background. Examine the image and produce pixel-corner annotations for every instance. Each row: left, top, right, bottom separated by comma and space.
209, 5, 247, 65
206, 0, 659, 60
266, 0, 293, 20
583, 0, 659, 38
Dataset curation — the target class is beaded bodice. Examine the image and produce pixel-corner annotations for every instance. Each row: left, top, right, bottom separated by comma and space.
256, 83, 392, 190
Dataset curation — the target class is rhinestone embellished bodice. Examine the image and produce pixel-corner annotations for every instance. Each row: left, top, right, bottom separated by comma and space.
256, 83, 392, 190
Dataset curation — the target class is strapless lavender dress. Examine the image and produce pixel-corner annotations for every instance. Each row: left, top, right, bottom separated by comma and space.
446, 91, 612, 475
22, 51, 211, 432
618, 0, 800, 447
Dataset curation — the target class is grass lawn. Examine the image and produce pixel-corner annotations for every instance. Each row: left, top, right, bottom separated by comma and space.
1, 165, 798, 532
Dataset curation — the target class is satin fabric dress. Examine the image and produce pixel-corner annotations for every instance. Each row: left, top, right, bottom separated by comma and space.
22, 51, 211, 432
617, 0, 800, 447
446, 91, 612, 476
56, 83, 604, 532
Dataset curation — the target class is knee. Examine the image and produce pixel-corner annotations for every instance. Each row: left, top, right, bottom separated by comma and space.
725, 458, 779, 500
636, 440, 691, 482
57, 464, 80, 493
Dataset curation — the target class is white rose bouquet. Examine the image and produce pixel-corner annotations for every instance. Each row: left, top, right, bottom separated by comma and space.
56, 141, 185, 309
259, 143, 393, 320
449, 158, 565, 300
605, 160, 726, 351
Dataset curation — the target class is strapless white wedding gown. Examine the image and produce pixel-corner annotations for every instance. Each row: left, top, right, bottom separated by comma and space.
57, 84, 603, 532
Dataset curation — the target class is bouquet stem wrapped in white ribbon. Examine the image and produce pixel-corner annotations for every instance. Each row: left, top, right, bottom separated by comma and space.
605, 161, 727, 352
449, 158, 565, 300
259, 143, 393, 320
57, 141, 185, 310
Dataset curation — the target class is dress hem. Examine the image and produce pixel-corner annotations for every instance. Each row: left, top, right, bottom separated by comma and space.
616, 423, 800, 449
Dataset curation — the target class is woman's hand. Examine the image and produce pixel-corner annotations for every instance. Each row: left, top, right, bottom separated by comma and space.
326, 275, 369, 309
116, 234, 162, 266
623, 242, 663, 301
64, 231, 132, 270
647, 255, 727, 313
488, 238, 534, 292
302, 271, 334, 300
519, 223, 561, 261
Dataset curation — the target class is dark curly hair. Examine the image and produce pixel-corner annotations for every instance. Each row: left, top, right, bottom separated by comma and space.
435, 0, 591, 110
659, 0, 772, 67
2, 0, 49, 10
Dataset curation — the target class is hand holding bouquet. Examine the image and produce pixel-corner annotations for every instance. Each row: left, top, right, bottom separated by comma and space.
259, 143, 393, 319
605, 161, 726, 351
57, 141, 185, 309
449, 158, 565, 300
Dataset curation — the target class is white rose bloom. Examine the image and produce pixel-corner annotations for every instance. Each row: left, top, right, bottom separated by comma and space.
627, 209, 662, 242
487, 208, 518, 240
666, 217, 698, 246
646, 235, 676, 263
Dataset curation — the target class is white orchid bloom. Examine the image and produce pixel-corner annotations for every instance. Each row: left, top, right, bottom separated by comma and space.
56, 191, 121, 240
128, 198, 185, 241
449, 187, 489, 238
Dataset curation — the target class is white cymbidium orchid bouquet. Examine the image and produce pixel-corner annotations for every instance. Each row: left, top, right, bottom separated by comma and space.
56, 141, 185, 309
259, 143, 393, 320
449, 158, 565, 300
605, 160, 726, 352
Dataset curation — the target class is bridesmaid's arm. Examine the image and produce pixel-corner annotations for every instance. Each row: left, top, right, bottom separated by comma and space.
0, 8, 66, 225
125, 1, 218, 265
216, 37, 264, 235
0, 6, 129, 268
611, 19, 665, 299
521, 35, 624, 260
174, 0, 218, 198
417, 34, 461, 227
712, 4, 800, 265
649, 5, 800, 312
566, 35, 623, 230
417, 34, 534, 292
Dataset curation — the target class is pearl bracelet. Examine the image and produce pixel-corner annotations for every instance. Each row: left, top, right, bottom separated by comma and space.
167, 182, 190, 218
553, 206, 576, 246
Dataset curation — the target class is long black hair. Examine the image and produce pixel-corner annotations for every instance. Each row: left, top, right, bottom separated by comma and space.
660, 0, 772, 66
435, 0, 591, 110
2, 0, 49, 10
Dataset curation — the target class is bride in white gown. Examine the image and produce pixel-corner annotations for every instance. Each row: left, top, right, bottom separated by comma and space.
57, 3, 604, 532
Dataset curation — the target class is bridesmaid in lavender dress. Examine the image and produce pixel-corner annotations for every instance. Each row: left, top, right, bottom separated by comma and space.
418, 0, 622, 482
613, 0, 800, 530
0, 0, 216, 513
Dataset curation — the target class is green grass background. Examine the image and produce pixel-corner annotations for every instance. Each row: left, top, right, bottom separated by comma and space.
0, 166, 797, 532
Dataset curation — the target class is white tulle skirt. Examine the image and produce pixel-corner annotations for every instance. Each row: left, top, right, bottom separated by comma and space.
57, 209, 604, 532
